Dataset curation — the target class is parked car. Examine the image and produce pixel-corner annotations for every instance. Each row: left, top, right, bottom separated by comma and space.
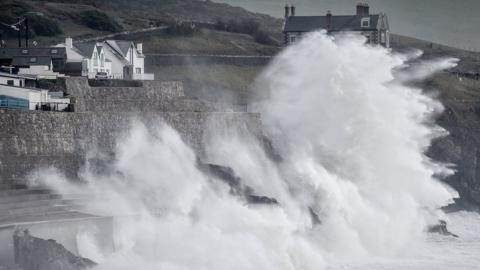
95, 72, 109, 79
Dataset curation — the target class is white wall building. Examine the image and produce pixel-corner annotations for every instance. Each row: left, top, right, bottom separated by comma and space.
57, 38, 154, 80
0, 72, 70, 110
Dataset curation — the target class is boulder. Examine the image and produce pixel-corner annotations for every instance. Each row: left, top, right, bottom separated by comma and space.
13, 230, 96, 270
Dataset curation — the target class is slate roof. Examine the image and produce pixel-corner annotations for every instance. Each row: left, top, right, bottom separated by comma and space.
105, 40, 133, 57
0, 47, 66, 59
284, 15, 379, 32
11, 56, 52, 66
73, 42, 97, 58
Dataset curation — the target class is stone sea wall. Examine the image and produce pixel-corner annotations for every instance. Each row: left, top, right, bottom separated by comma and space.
145, 54, 273, 66
0, 78, 262, 184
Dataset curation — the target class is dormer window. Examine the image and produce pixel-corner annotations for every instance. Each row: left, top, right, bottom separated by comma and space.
21, 49, 29, 54
361, 17, 370, 28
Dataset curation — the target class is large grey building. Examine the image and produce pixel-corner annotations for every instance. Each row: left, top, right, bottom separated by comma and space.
283, 3, 390, 48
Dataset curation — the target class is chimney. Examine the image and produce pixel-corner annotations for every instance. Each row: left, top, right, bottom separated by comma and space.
65, 37, 73, 49
356, 3, 370, 16
290, 5, 296, 16
137, 43, 143, 54
285, 4, 290, 18
326, 10, 332, 30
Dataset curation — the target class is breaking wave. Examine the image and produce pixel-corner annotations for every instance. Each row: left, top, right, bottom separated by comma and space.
35, 32, 462, 269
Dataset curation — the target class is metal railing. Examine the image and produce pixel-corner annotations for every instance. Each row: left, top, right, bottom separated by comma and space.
33, 102, 74, 112
0, 99, 29, 109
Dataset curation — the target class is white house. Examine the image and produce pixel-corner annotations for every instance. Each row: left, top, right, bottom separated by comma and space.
0, 72, 29, 87
283, 3, 390, 48
0, 47, 68, 79
0, 72, 71, 111
56, 38, 154, 80
75, 43, 112, 79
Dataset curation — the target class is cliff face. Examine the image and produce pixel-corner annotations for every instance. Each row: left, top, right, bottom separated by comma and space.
426, 74, 480, 210
0, 78, 262, 184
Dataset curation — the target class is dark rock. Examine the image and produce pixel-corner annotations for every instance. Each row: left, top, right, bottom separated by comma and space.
309, 207, 322, 225
199, 162, 279, 205
246, 195, 278, 205
13, 230, 96, 270
427, 220, 459, 237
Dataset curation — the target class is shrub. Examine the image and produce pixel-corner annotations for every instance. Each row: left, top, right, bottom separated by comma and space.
253, 30, 275, 45
26, 15, 63, 37
166, 22, 197, 36
216, 19, 260, 35
215, 19, 276, 46
0, 15, 62, 38
80, 10, 122, 32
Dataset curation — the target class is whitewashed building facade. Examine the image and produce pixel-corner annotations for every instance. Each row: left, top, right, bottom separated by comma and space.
57, 38, 153, 80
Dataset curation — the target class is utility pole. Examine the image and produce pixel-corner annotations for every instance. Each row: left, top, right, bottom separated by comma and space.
17, 18, 21, 48
25, 17, 29, 48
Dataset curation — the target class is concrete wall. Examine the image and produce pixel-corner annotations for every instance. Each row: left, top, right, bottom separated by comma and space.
0, 77, 262, 184
145, 54, 273, 66
0, 76, 23, 87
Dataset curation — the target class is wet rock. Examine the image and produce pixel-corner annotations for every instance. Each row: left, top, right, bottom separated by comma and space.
199, 162, 278, 205
309, 207, 322, 225
246, 195, 278, 205
13, 230, 96, 270
428, 220, 459, 237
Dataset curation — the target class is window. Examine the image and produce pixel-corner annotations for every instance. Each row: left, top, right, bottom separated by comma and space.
51, 49, 58, 54
7, 80, 14, 86
30, 57, 37, 63
100, 53, 105, 67
93, 52, 98, 66
361, 18, 370, 28
21, 49, 28, 54
381, 32, 386, 43
289, 35, 296, 44
136, 68, 141, 74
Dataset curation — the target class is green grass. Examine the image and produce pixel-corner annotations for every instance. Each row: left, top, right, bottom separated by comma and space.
141, 29, 279, 55
148, 63, 266, 103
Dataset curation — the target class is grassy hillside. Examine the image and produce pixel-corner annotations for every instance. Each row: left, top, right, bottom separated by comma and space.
140, 29, 279, 55
389, 34, 480, 209
0, 0, 283, 46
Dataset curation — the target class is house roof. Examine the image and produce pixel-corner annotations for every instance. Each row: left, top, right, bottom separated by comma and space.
11, 56, 52, 66
73, 42, 97, 58
0, 47, 66, 59
105, 40, 133, 57
284, 14, 379, 32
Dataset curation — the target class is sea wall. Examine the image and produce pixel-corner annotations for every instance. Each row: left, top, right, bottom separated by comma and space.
0, 78, 262, 184
145, 54, 273, 66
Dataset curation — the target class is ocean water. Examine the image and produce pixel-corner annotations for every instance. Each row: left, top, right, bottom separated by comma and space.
33, 32, 480, 269
215, 0, 480, 51
328, 211, 480, 270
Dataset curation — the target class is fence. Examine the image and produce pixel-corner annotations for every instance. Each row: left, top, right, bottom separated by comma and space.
32, 102, 74, 112
0, 98, 29, 109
